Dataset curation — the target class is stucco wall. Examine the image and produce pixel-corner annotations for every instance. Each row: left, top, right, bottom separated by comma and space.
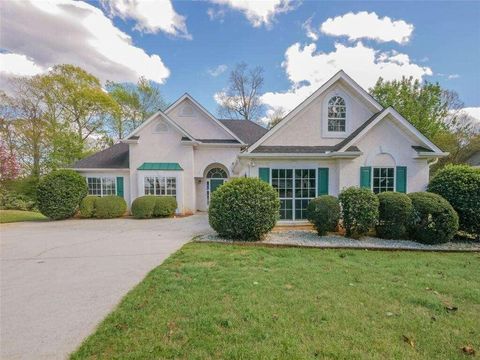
129, 116, 195, 214
166, 98, 233, 140
263, 82, 375, 147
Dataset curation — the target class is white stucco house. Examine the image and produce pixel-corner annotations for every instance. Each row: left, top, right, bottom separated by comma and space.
72, 71, 447, 222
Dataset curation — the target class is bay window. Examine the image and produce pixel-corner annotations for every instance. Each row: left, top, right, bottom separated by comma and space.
144, 176, 176, 196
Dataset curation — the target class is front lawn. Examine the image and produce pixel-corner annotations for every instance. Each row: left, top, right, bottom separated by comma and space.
0, 209, 47, 223
71, 243, 479, 359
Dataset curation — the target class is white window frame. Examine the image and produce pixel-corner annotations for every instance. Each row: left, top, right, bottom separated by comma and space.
86, 176, 116, 196
322, 90, 350, 138
143, 176, 177, 196
372, 167, 395, 194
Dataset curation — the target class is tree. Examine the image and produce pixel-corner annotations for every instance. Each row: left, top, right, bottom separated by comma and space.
44, 64, 119, 143
267, 107, 286, 128
106, 77, 167, 139
0, 140, 20, 183
217, 63, 264, 121
370, 77, 453, 139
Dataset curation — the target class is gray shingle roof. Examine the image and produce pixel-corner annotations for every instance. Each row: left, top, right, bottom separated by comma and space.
72, 142, 129, 169
219, 119, 268, 145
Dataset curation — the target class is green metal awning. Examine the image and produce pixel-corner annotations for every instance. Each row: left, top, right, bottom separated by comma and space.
137, 162, 183, 171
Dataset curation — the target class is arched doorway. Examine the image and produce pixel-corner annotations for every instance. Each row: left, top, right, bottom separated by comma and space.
206, 167, 228, 205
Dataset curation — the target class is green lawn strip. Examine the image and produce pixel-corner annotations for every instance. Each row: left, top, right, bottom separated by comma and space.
71, 243, 480, 360
0, 210, 47, 223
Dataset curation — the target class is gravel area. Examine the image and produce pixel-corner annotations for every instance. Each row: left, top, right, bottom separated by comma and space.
197, 230, 479, 251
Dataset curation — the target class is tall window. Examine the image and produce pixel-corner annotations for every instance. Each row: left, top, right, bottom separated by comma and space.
327, 96, 346, 132
144, 176, 176, 196
87, 177, 116, 196
372, 167, 394, 194
294, 169, 316, 220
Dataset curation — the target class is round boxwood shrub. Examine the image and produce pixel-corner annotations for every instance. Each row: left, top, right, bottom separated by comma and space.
376, 192, 413, 239
428, 164, 480, 237
408, 192, 459, 244
153, 196, 177, 217
131, 196, 157, 219
339, 187, 379, 238
95, 196, 127, 219
307, 195, 341, 236
209, 178, 280, 241
37, 170, 87, 220
79, 196, 99, 218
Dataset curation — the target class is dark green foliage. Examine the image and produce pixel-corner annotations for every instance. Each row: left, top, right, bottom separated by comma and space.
428, 164, 480, 237
0, 192, 36, 211
307, 195, 341, 235
339, 187, 379, 238
1, 176, 40, 211
209, 178, 280, 241
79, 196, 99, 218
36, 170, 87, 220
94, 196, 127, 219
376, 192, 413, 239
408, 192, 459, 244
131, 196, 157, 219
153, 196, 177, 217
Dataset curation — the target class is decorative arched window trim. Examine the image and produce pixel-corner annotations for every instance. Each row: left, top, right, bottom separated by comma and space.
206, 168, 228, 179
153, 120, 169, 133
322, 90, 350, 138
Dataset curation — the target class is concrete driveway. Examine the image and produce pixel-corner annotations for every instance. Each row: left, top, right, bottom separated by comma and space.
0, 214, 210, 359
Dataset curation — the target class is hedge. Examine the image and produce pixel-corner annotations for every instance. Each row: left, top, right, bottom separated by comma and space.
408, 192, 459, 244
339, 187, 379, 238
79, 196, 98, 218
428, 164, 480, 237
37, 170, 87, 220
95, 196, 127, 219
208, 178, 280, 241
307, 195, 340, 236
376, 192, 413, 239
131, 196, 177, 219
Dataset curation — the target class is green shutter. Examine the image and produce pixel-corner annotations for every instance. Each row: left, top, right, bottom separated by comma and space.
259, 168, 270, 183
360, 167, 371, 189
317, 168, 329, 195
396, 166, 407, 193
116, 176, 124, 198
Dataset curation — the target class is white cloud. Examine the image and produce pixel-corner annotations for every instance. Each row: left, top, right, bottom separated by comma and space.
207, 7, 226, 23
261, 41, 432, 111
448, 74, 460, 80
0, 0, 170, 87
0, 53, 46, 77
462, 107, 480, 123
302, 15, 319, 41
208, 64, 228, 77
209, 0, 296, 28
101, 0, 191, 39
321, 11, 414, 44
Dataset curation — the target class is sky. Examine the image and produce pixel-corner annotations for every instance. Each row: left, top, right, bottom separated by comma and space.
1, 0, 479, 124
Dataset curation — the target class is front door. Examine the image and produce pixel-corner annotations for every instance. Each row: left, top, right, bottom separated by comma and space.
207, 179, 224, 205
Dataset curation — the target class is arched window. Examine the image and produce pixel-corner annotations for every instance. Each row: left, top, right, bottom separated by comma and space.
153, 121, 168, 133
327, 96, 346, 132
206, 168, 227, 179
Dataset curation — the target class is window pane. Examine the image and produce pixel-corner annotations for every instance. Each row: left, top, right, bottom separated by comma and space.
102, 177, 116, 196
144, 177, 155, 195
87, 177, 102, 196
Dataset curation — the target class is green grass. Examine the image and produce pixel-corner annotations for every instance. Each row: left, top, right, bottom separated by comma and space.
0, 209, 47, 223
71, 243, 480, 360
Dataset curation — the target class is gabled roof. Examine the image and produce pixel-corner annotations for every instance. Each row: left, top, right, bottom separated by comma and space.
219, 119, 268, 145
247, 70, 383, 153
337, 107, 446, 155
72, 143, 129, 169
165, 93, 245, 144
252, 145, 360, 153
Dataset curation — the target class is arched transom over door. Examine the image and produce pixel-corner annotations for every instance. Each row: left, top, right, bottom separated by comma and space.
206, 167, 228, 205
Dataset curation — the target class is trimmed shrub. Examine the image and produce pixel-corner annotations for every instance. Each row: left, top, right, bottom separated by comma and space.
209, 178, 280, 241
79, 196, 99, 218
339, 187, 379, 238
408, 192, 459, 244
428, 164, 480, 237
153, 196, 177, 217
376, 192, 413, 239
307, 195, 341, 236
0, 191, 36, 211
95, 196, 127, 219
131, 196, 157, 219
37, 170, 87, 220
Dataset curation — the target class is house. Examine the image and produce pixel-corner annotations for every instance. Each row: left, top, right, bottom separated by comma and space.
72, 70, 447, 222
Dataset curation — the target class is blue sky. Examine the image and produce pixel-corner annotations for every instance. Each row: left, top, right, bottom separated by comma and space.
1, 0, 479, 122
